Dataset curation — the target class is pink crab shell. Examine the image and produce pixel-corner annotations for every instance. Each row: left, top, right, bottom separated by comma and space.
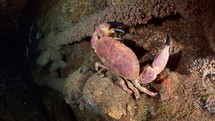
94, 36, 140, 80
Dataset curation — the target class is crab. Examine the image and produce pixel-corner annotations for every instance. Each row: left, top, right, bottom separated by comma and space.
91, 22, 170, 98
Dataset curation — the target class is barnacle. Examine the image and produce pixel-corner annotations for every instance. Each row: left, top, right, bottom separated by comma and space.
188, 56, 215, 78
197, 76, 215, 114
205, 93, 215, 113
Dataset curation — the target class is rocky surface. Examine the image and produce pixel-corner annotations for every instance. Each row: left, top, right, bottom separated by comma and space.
34, 15, 215, 120
175, 0, 215, 52
1, 0, 212, 120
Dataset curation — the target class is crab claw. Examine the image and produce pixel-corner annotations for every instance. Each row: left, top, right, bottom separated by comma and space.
152, 35, 170, 74
139, 66, 158, 84
113, 28, 125, 34
94, 22, 125, 37
107, 22, 125, 28
107, 22, 125, 33
140, 35, 170, 84
91, 22, 125, 49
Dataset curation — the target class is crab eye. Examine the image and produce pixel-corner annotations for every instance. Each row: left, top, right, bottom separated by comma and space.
95, 31, 104, 38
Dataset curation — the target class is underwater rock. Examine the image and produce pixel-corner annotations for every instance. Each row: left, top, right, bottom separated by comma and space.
64, 63, 150, 120
196, 74, 215, 114
32, 0, 215, 120
174, 0, 215, 51
41, 90, 77, 121
153, 71, 215, 120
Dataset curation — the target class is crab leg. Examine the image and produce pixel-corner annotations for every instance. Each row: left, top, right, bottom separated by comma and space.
117, 77, 133, 94
133, 79, 158, 96
95, 62, 107, 71
125, 80, 140, 98
95, 62, 107, 76
140, 35, 170, 84
95, 62, 139, 97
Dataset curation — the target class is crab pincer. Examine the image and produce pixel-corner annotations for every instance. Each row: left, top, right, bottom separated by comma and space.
140, 35, 170, 84
91, 22, 170, 98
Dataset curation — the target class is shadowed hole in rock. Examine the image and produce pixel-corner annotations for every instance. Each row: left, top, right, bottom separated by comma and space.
148, 14, 182, 26
139, 60, 153, 67
40, 61, 53, 75
56, 68, 61, 77
82, 36, 92, 42
62, 54, 67, 62
63, 37, 91, 47
123, 39, 149, 59
146, 87, 159, 97
166, 51, 183, 71
139, 60, 153, 74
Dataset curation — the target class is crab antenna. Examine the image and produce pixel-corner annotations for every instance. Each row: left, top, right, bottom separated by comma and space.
166, 35, 170, 46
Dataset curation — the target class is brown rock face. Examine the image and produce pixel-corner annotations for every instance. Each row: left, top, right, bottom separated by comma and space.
31, 0, 215, 120
174, 0, 215, 51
